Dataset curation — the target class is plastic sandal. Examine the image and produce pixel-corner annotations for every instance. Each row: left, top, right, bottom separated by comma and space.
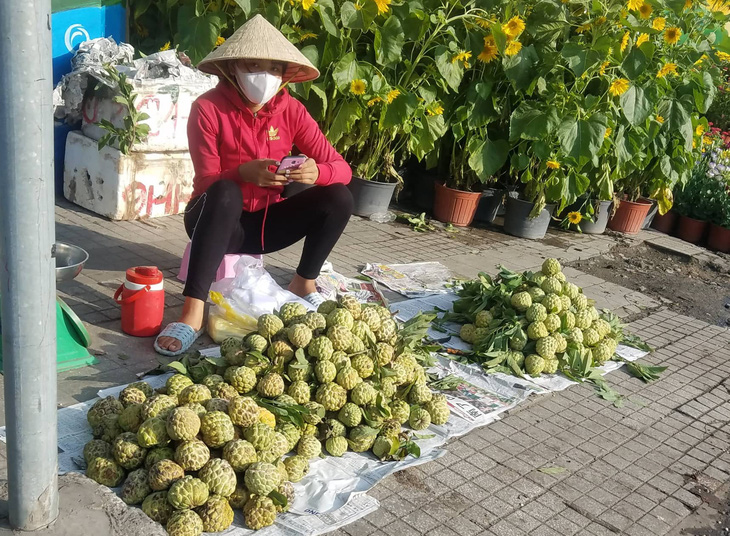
153, 322, 204, 357
302, 292, 326, 308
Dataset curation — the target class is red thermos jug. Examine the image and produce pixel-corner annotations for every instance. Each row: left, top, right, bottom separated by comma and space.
114, 266, 165, 337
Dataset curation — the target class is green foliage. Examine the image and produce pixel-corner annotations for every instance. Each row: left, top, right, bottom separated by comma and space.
96, 65, 151, 155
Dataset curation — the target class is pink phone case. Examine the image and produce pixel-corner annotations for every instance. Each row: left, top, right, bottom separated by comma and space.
276, 156, 307, 173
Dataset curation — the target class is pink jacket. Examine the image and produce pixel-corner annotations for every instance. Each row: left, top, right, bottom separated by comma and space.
187, 80, 352, 212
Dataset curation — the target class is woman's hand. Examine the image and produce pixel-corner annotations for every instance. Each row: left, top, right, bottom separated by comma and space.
285, 157, 319, 185
238, 159, 289, 188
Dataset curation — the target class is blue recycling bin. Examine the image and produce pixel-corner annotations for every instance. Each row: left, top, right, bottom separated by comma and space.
52, 0, 127, 196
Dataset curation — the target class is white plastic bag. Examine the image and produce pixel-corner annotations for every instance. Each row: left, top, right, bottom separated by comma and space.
209, 256, 312, 321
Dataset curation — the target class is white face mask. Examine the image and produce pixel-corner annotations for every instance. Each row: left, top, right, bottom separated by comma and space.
234, 68, 282, 105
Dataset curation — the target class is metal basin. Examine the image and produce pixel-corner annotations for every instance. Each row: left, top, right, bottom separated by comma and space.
55, 242, 88, 282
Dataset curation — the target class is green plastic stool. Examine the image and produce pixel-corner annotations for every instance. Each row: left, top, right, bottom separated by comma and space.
0, 296, 98, 373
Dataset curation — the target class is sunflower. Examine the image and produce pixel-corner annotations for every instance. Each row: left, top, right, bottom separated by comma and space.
717, 51, 730, 62
609, 78, 630, 96
374, 0, 391, 13
476, 17, 492, 28
576, 23, 591, 34
664, 27, 681, 45
367, 97, 382, 107
708, 0, 730, 13
215, 36, 226, 47
684, 0, 694, 8
301, 0, 316, 9
695, 124, 705, 136
656, 115, 665, 124
628, 0, 643, 9
596, 16, 607, 24
350, 79, 366, 95
638, 2, 653, 17
599, 61, 610, 75
605, 127, 612, 138
652, 17, 666, 30
567, 212, 583, 224
299, 32, 317, 41
478, 36, 499, 63
636, 33, 649, 46
386, 89, 401, 103
452, 51, 472, 68
426, 104, 445, 116
656, 62, 678, 78
505, 40, 523, 56
502, 16, 526, 39
546, 160, 561, 170
159, 42, 171, 52
620, 31, 630, 52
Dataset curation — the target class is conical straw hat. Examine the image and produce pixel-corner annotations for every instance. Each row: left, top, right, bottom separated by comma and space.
198, 15, 319, 83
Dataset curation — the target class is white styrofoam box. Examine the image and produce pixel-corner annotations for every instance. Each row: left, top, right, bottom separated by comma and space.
64, 131, 194, 220
81, 77, 216, 152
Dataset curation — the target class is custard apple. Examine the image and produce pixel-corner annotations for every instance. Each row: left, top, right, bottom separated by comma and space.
287, 380, 311, 405
567, 327, 584, 343
526, 303, 547, 323
408, 383, 433, 404
244, 495, 277, 530
113, 432, 147, 470
165, 407, 201, 442
148, 459, 185, 491
287, 323, 313, 348
528, 287, 546, 302
328, 325, 354, 351
308, 336, 334, 361
84, 439, 113, 464
228, 396, 260, 427
593, 340, 614, 364
118, 403, 144, 433
425, 394, 450, 425
141, 394, 177, 421
351, 320, 374, 342
297, 435, 322, 459
375, 319, 397, 344
119, 386, 146, 408
257, 373, 285, 398
141, 491, 173, 524
244, 462, 282, 496
475, 310, 493, 328
542, 294, 562, 315
541, 277, 563, 295
199, 458, 237, 497
283, 455, 309, 482
544, 314, 561, 333
280, 302, 308, 325
86, 457, 124, 487
459, 324, 476, 344
121, 468, 151, 505
259, 407, 277, 428
582, 328, 600, 347
222, 439, 258, 471
509, 330, 528, 351
574, 310, 592, 329
572, 293, 588, 310
327, 308, 354, 330
302, 311, 327, 331
200, 411, 235, 448
333, 352, 351, 371
510, 292, 532, 312
536, 336, 558, 358
244, 332, 269, 352
360, 307, 382, 331
409, 406, 431, 431
166, 374, 194, 399
144, 446, 175, 470
315, 360, 337, 383
204, 398, 229, 413
553, 333, 568, 353
350, 382, 377, 406
195, 494, 234, 533
175, 440, 210, 472
178, 384, 212, 406
244, 423, 275, 451
137, 417, 170, 448
317, 300, 338, 315
288, 361, 312, 382
593, 318, 612, 338
390, 399, 411, 424
541, 258, 560, 275
338, 402, 362, 427
258, 314, 284, 338
87, 396, 123, 436
560, 310, 576, 330
228, 484, 250, 510
336, 366, 362, 390
338, 294, 362, 320
277, 422, 302, 450
347, 425, 378, 452
210, 382, 238, 402
525, 354, 545, 376
316, 382, 347, 411
168, 476, 209, 509
527, 322, 549, 340
543, 358, 559, 374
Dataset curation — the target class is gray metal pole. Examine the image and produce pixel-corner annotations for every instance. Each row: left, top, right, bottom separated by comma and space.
0, 0, 59, 530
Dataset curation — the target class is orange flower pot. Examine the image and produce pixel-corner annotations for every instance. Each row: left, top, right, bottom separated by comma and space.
433, 183, 481, 227
607, 198, 653, 235
707, 223, 730, 253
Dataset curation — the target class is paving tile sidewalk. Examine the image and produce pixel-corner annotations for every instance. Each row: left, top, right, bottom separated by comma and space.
1, 197, 726, 535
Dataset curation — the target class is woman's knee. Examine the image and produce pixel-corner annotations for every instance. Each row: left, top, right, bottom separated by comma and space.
321, 183, 354, 216
206, 180, 243, 211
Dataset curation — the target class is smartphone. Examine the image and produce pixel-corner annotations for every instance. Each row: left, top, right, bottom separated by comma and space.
276, 155, 307, 174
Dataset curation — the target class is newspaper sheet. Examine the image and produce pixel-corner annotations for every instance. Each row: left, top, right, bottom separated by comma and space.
361, 262, 454, 297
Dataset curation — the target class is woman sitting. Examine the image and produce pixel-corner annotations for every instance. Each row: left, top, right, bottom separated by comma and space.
155, 15, 353, 356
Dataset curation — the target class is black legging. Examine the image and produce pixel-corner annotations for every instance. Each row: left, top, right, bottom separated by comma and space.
182, 180, 354, 301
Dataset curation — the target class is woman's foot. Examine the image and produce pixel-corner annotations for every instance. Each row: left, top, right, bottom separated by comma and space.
156, 297, 206, 353
288, 274, 325, 307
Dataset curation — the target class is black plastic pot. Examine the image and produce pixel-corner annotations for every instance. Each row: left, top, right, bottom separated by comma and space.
347, 176, 397, 217
580, 200, 613, 234
498, 190, 519, 216
503, 197, 555, 239
642, 199, 658, 230
474, 188, 504, 224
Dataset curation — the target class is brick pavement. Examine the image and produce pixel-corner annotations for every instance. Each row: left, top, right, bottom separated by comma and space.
44, 198, 730, 534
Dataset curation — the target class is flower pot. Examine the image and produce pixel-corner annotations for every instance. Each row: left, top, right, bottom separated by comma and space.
498, 190, 519, 216
282, 182, 315, 198
707, 223, 730, 253
676, 215, 708, 244
642, 198, 658, 230
503, 197, 555, 240
651, 210, 678, 234
607, 198, 653, 235
473, 188, 504, 224
433, 182, 481, 226
347, 176, 397, 217
580, 200, 613, 234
